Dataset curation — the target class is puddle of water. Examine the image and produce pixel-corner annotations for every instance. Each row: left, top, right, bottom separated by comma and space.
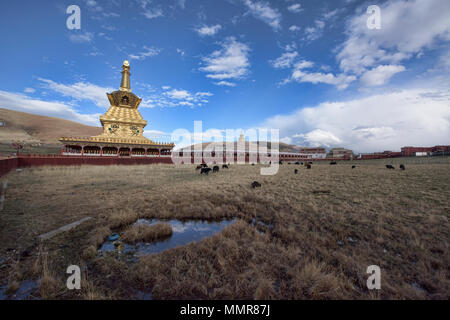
250, 217, 274, 234
0, 280, 39, 300
99, 218, 236, 257
136, 290, 153, 300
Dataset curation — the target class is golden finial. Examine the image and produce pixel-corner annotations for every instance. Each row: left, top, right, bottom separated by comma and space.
120, 60, 131, 92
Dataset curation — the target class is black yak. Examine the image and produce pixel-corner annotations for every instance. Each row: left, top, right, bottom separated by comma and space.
200, 168, 212, 175
222, 164, 229, 169
386, 165, 395, 169
400, 164, 405, 170
213, 166, 220, 172
251, 181, 261, 188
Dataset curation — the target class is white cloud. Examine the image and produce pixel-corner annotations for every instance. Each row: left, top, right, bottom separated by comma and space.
304, 20, 325, 41
139, 99, 157, 109
85, 0, 102, 12
139, 1, 163, 19
164, 89, 193, 100
290, 69, 356, 90
176, 48, 185, 56
143, 7, 163, 19
294, 60, 314, 69
287, 3, 303, 14
195, 92, 213, 97
439, 50, 450, 69
280, 58, 355, 89
280, 136, 293, 144
262, 88, 450, 152
289, 25, 300, 32
271, 51, 298, 69
24, 88, 35, 93
200, 37, 250, 82
243, 0, 282, 31
360, 65, 406, 86
215, 81, 236, 87
0, 90, 99, 126
293, 129, 342, 148
68, 32, 94, 43
147, 87, 214, 108
195, 24, 222, 36
37, 78, 113, 108
323, 8, 340, 20
337, 0, 450, 75
129, 46, 161, 60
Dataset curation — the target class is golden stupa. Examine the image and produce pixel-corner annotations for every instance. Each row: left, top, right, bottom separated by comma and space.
59, 60, 174, 156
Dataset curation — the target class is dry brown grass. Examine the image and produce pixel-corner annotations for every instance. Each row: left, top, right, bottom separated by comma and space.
122, 223, 173, 244
33, 246, 61, 299
0, 158, 449, 299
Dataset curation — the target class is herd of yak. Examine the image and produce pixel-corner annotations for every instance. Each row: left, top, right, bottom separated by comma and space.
195, 161, 406, 188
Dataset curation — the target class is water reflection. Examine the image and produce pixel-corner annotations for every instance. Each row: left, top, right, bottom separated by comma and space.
99, 218, 236, 257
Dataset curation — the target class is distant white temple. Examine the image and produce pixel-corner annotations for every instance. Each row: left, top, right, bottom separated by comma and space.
238, 131, 246, 143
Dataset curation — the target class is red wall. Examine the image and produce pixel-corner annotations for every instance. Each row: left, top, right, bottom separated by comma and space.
0, 158, 19, 177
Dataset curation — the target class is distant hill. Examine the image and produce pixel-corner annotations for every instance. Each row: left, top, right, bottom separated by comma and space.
179, 141, 304, 153
0, 108, 102, 146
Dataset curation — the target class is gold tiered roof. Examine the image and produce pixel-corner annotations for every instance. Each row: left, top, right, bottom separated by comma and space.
60, 60, 174, 149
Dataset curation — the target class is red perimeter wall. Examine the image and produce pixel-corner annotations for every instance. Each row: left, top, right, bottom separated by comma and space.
0, 158, 19, 177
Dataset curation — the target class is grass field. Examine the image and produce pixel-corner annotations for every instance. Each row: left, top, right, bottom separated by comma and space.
0, 157, 449, 299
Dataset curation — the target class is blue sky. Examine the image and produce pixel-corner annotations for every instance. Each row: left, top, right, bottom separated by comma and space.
0, 0, 449, 152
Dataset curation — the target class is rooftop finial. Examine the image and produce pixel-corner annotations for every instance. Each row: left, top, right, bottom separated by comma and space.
120, 60, 131, 92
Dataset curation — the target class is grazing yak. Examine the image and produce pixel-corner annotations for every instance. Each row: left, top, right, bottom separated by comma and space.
222, 164, 229, 169
251, 181, 262, 188
306, 164, 312, 169
195, 165, 203, 170
279, 161, 283, 165
294, 169, 298, 174
295, 162, 300, 165
213, 166, 220, 172
330, 161, 337, 165
200, 167, 212, 175
201, 163, 208, 168
386, 165, 395, 169
352, 165, 356, 169
400, 164, 405, 170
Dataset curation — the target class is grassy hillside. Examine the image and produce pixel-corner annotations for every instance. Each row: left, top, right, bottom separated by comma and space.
0, 108, 102, 146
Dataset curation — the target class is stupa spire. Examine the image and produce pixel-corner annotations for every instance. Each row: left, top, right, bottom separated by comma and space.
120, 60, 131, 92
